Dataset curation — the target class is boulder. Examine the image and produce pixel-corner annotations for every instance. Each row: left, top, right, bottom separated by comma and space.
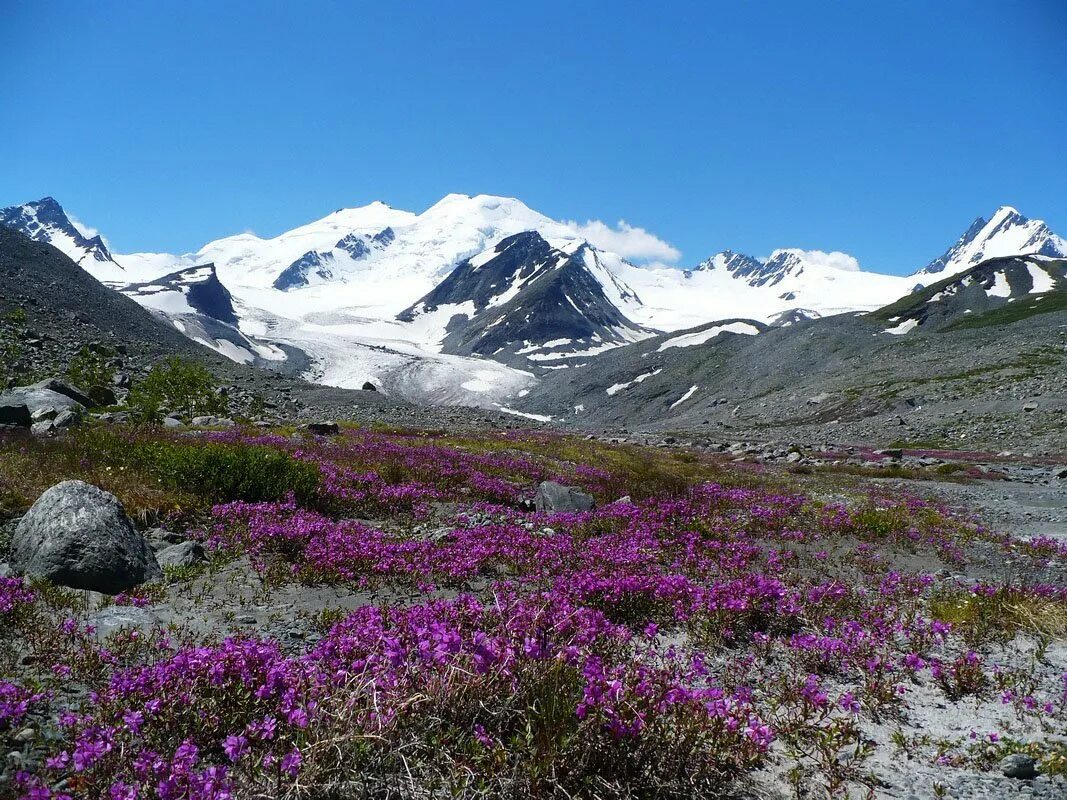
361, 381, 377, 392
9, 481, 162, 594
162, 416, 184, 428
0, 386, 85, 420
27, 378, 92, 408
533, 481, 596, 513
156, 540, 207, 568
1000, 753, 1038, 779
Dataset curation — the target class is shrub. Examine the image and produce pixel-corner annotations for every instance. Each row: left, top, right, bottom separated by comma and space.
127, 357, 228, 422
67, 346, 116, 403
143, 440, 321, 504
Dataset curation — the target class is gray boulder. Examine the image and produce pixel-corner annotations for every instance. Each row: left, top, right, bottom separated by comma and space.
10, 481, 162, 594
533, 481, 596, 513
1000, 753, 1038, 779
27, 379, 92, 408
156, 540, 207, 568
0, 386, 85, 420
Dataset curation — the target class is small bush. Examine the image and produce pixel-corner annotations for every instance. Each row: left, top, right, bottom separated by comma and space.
67, 346, 116, 403
144, 440, 321, 504
128, 357, 228, 423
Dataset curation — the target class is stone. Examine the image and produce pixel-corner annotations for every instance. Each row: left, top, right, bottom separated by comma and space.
27, 378, 92, 408
1022, 401, 1038, 413
303, 421, 340, 436
88, 386, 118, 407
190, 416, 235, 428
876, 448, 904, 459
533, 481, 595, 513
9, 481, 162, 594
361, 381, 377, 392
30, 420, 56, 437
156, 540, 207, 568
162, 416, 183, 428
0, 386, 84, 420
1000, 753, 1038, 779
52, 409, 80, 428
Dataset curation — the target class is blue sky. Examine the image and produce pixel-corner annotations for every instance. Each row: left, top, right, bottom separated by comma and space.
2, 1, 1065, 274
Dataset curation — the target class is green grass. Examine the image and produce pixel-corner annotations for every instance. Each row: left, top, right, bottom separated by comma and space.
945, 291, 1067, 330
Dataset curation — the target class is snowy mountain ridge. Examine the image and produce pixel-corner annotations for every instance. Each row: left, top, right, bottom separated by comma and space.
915, 206, 1066, 280
1, 194, 1062, 409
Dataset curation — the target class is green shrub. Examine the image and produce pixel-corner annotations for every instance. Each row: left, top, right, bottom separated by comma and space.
128, 357, 228, 422
143, 440, 321, 504
67, 346, 116, 402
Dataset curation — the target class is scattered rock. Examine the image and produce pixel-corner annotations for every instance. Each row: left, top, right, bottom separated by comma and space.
533, 481, 595, 513
1000, 753, 1038, 779
190, 415, 235, 428
9, 480, 162, 594
1023, 401, 1039, 413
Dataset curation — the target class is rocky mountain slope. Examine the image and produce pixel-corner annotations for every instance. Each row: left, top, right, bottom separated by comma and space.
874, 255, 1066, 334
514, 260, 1067, 452
0, 228, 541, 430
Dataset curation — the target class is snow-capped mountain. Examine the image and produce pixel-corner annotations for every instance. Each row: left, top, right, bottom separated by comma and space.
915, 206, 1067, 280
0, 197, 123, 279
122, 264, 287, 366
400, 231, 649, 367
3, 193, 1062, 410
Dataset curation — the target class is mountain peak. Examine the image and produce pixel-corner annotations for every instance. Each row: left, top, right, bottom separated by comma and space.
917, 206, 1065, 279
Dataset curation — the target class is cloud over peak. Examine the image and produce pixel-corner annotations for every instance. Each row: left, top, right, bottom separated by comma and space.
564, 218, 680, 263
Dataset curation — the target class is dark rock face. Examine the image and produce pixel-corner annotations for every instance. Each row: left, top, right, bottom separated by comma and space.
362, 382, 377, 392
0, 402, 31, 428
274, 251, 336, 291
303, 421, 339, 436
124, 264, 239, 327
398, 231, 646, 364
10, 481, 162, 594
533, 481, 595, 513
870, 256, 1066, 333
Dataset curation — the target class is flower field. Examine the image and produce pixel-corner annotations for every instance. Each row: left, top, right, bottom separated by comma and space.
0, 424, 1065, 798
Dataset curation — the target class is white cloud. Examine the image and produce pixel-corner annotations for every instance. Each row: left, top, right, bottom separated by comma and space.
68, 213, 111, 248
773, 248, 861, 272
563, 219, 681, 263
